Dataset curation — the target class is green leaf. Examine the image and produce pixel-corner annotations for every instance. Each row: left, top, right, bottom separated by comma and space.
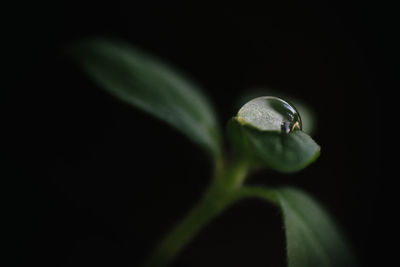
276, 188, 358, 267
244, 127, 320, 172
237, 186, 358, 267
69, 39, 222, 158
228, 119, 320, 173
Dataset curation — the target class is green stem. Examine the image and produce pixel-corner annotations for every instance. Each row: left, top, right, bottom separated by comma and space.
142, 159, 248, 267
235, 186, 279, 206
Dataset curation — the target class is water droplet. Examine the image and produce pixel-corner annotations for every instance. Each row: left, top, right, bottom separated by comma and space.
237, 96, 302, 133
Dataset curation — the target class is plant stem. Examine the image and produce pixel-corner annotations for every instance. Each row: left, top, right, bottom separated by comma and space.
142, 159, 248, 267
235, 186, 279, 206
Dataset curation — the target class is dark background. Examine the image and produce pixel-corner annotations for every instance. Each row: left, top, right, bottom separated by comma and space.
6, 1, 389, 266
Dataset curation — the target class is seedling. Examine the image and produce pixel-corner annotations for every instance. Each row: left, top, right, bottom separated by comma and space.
71, 39, 357, 267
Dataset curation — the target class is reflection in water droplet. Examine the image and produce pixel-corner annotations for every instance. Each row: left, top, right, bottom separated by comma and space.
237, 96, 302, 133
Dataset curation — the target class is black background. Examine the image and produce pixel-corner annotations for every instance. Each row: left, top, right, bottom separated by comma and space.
6, 1, 389, 266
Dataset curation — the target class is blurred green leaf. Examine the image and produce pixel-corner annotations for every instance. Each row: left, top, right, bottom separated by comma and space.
277, 187, 357, 267
237, 186, 357, 267
70, 39, 222, 158
228, 119, 320, 173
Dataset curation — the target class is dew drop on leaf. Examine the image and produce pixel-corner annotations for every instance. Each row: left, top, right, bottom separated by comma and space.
237, 96, 302, 133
